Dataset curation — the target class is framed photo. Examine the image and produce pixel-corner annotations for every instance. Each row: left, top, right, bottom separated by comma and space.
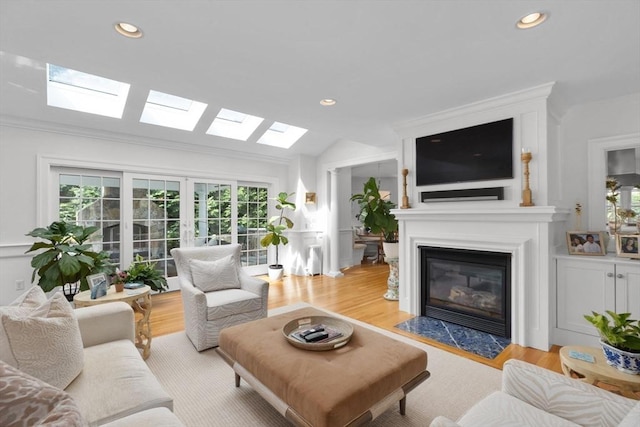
87, 273, 107, 291
616, 234, 640, 259
566, 231, 606, 256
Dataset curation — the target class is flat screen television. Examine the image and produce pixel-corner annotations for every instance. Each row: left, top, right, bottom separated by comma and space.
415, 118, 513, 186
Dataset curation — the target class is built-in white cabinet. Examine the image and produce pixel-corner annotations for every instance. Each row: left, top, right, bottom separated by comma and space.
556, 255, 640, 343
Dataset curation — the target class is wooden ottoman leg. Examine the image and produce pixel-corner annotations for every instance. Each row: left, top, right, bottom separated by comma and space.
235, 373, 241, 387
399, 397, 406, 415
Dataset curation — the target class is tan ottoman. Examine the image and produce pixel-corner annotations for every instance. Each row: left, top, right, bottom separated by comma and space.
217, 307, 430, 427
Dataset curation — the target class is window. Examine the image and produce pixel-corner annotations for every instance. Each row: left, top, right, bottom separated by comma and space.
58, 173, 121, 263
140, 90, 207, 131
193, 183, 232, 246
256, 122, 307, 149
47, 64, 130, 118
132, 179, 181, 278
237, 185, 268, 266
206, 108, 264, 141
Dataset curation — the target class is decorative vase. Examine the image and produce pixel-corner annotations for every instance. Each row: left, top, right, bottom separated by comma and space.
383, 257, 399, 300
600, 340, 640, 375
114, 283, 124, 293
267, 266, 284, 282
382, 242, 399, 259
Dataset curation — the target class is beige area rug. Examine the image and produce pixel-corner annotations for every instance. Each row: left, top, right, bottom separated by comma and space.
146, 302, 502, 426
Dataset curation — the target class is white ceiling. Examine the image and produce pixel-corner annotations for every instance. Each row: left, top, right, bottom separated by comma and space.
1, 1, 639, 161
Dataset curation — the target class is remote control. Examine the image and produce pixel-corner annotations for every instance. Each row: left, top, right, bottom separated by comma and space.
304, 331, 329, 342
300, 326, 325, 338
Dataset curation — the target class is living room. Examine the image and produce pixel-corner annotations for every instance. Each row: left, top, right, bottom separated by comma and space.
1, 1, 639, 426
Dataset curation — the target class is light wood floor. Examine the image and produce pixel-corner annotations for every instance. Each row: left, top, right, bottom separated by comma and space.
149, 263, 562, 373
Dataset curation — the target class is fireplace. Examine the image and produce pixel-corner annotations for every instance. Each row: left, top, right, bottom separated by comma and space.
420, 246, 511, 338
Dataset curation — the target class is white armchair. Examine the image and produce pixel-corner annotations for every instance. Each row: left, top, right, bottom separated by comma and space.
171, 244, 269, 351
431, 359, 639, 427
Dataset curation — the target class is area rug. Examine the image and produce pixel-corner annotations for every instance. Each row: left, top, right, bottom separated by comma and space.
395, 316, 511, 360
146, 302, 501, 426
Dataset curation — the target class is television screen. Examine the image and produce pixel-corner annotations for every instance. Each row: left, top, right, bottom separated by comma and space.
415, 118, 513, 186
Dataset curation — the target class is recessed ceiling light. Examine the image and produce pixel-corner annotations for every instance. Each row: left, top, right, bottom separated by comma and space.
320, 98, 337, 106
115, 22, 143, 38
516, 12, 547, 29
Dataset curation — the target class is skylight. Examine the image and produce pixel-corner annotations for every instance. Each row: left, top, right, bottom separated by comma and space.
206, 108, 264, 141
46, 64, 130, 118
140, 90, 207, 131
256, 122, 308, 149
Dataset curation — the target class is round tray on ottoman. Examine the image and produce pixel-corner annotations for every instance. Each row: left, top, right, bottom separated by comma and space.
283, 315, 354, 351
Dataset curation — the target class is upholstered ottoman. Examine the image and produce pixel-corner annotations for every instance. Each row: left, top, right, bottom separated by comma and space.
217, 307, 430, 427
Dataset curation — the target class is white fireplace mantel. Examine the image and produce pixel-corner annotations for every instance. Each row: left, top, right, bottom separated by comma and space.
393, 205, 569, 223
393, 206, 569, 351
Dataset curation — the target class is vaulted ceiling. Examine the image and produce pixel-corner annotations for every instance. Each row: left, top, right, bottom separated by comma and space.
1, 1, 639, 160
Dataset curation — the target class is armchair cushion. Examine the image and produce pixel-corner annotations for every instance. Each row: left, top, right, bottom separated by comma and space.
0, 292, 84, 390
190, 255, 240, 292
205, 289, 262, 321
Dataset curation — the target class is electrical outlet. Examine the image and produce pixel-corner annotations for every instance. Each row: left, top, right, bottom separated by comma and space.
16, 280, 25, 291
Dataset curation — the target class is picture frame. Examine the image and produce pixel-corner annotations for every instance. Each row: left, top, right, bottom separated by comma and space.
87, 273, 107, 291
566, 231, 606, 256
616, 234, 640, 259
305, 192, 316, 204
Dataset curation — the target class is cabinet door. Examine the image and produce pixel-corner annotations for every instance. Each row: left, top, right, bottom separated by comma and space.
615, 264, 640, 319
557, 258, 615, 336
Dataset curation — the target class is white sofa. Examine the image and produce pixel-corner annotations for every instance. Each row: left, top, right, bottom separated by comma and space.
1, 297, 183, 426
431, 359, 640, 427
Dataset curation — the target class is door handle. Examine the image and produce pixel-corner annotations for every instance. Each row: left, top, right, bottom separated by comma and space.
607, 272, 614, 277
617, 273, 624, 279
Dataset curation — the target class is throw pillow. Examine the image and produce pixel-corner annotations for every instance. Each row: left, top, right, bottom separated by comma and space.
0, 360, 87, 427
1, 292, 84, 390
0, 286, 49, 366
190, 255, 240, 292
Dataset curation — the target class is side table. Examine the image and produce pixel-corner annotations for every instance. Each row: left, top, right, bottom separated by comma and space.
74, 285, 152, 360
559, 345, 640, 399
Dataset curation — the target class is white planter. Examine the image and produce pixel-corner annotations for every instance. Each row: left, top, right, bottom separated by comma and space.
268, 266, 284, 281
601, 340, 640, 375
382, 242, 399, 259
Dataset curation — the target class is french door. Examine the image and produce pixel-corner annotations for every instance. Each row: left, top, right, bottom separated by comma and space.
54, 168, 270, 292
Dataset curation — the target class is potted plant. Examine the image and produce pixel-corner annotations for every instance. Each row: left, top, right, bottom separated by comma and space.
260, 192, 296, 281
350, 177, 399, 258
121, 254, 169, 292
584, 310, 640, 374
606, 177, 622, 232
25, 221, 115, 301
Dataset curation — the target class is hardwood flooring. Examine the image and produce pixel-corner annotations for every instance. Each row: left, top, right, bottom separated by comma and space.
149, 263, 562, 373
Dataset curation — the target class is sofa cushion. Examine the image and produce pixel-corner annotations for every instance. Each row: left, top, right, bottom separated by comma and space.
205, 288, 262, 320
190, 255, 240, 292
0, 292, 84, 389
0, 286, 49, 366
0, 360, 87, 427
65, 339, 172, 425
457, 391, 580, 426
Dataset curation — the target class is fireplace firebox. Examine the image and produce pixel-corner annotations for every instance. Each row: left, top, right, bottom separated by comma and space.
420, 246, 511, 338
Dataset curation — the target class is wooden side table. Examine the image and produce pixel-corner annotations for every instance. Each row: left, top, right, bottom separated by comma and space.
559, 345, 640, 399
74, 285, 153, 360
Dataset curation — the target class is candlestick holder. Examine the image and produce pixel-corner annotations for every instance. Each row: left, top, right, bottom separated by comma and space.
520, 151, 534, 207
401, 168, 410, 209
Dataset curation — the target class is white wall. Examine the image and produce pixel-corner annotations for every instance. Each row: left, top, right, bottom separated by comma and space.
558, 93, 640, 230
0, 123, 291, 304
